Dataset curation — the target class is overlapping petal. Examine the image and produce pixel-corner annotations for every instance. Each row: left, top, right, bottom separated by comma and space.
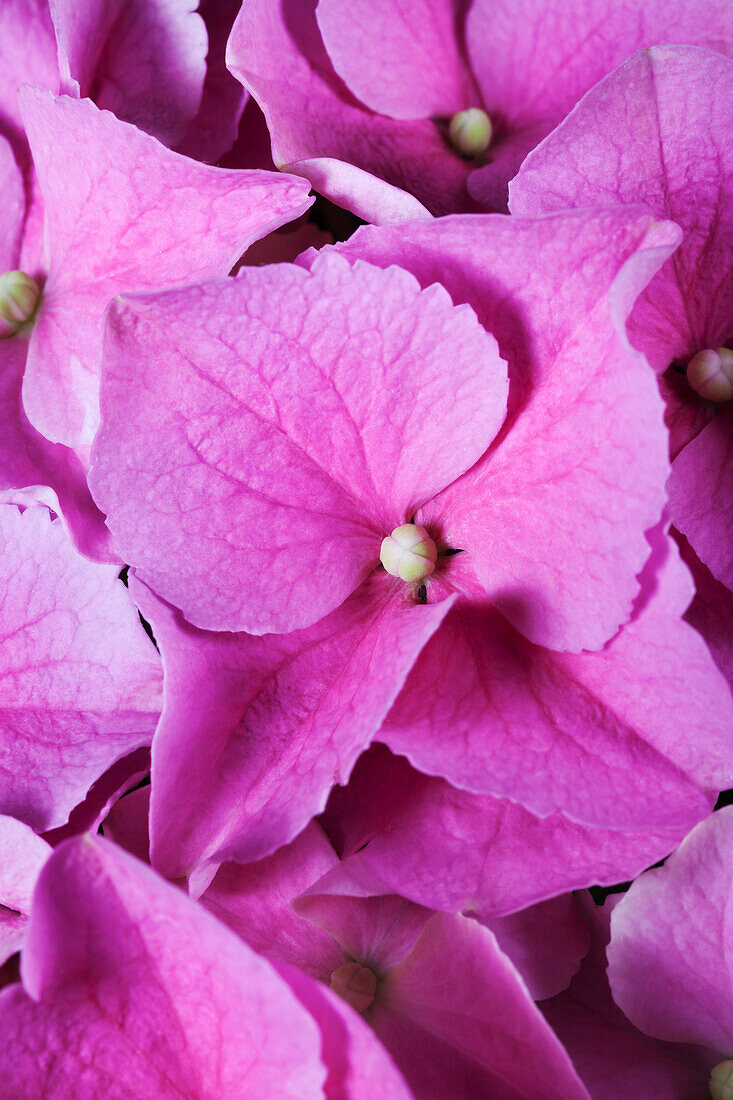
510, 46, 733, 375
51, 0, 207, 145
19, 88, 313, 447
0, 836, 328, 1098
608, 807, 733, 1053
132, 573, 452, 878
0, 506, 161, 831
321, 745, 704, 918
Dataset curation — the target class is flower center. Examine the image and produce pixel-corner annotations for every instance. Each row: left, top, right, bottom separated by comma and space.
710, 1061, 733, 1100
686, 347, 733, 403
0, 271, 40, 338
448, 108, 492, 158
380, 523, 437, 583
329, 961, 377, 1014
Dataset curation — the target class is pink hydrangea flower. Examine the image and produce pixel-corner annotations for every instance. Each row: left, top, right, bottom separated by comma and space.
198, 822, 590, 1099
227, 0, 732, 220
0, 834, 413, 1098
87, 212, 733, 879
104, 785, 589, 1002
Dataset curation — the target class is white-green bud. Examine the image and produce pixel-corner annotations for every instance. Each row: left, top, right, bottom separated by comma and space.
380, 523, 437, 583
0, 271, 40, 338
687, 347, 733, 403
710, 1060, 733, 1100
448, 108, 493, 157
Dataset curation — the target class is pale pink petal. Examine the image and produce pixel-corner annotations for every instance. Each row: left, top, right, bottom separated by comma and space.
131, 574, 452, 879
19, 88, 313, 447
487, 895, 590, 1002
227, 0, 475, 217
544, 898, 712, 1099
46, 748, 150, 848
467, 0, 732, 209
0, 136, 24, 270
51, 0, 207, 146
0, 836, 327, 1098
0, 506, 161, 832
669, 407, 733, 589
371, 913, 590, 1100
176, 0, 248, 162
91, 253, 504, 635
608, 807, 733, 1053
202, 824, 347, 981
322, 745, 707, 918
286, 157, 432, 225
0, 816, 50, 964
510, 47, 733, 374
0, 337, 115, 563
0, 817, 50, 916
330, 209, 678, 651
316, 0, 475, 120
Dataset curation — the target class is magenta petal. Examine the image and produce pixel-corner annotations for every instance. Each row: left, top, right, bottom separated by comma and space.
0, 836, 327, 1097
371, 913, 590, 1100
322, 745, 707, 918
678, 533, 733, 690
91, 253, 504, 634
202, 824, 347, 981
330, 209, 677, 651
275, 960, 415, 1100
227, 0, 474, 218
0, 506, 161, 832
132, 574, 452, 878
294, 874, 432, 974
467, 0, 732, 210
544, 898, 711, 1100
608, 808, 733, 1053
510, 47, 733, 374
176, 0, 248, 162
0, 0, 57, 150
52, 0, 207, 145
382, 573, 715, 829
316, 0, 474, 120
487, 895, 590, 1002
19, 87, 313, 447
669, 407, 733, 589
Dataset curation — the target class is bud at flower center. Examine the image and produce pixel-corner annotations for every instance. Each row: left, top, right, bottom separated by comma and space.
0, 271, 40, 338
380, 523, 437, 583
686, 347, 733, 403
448, 108, 492, 157
710, 1060, 733, 1100
329, 961, 377, 1014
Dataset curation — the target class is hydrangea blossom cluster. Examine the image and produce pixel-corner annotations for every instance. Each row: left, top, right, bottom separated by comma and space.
0, 1, 731, 1096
